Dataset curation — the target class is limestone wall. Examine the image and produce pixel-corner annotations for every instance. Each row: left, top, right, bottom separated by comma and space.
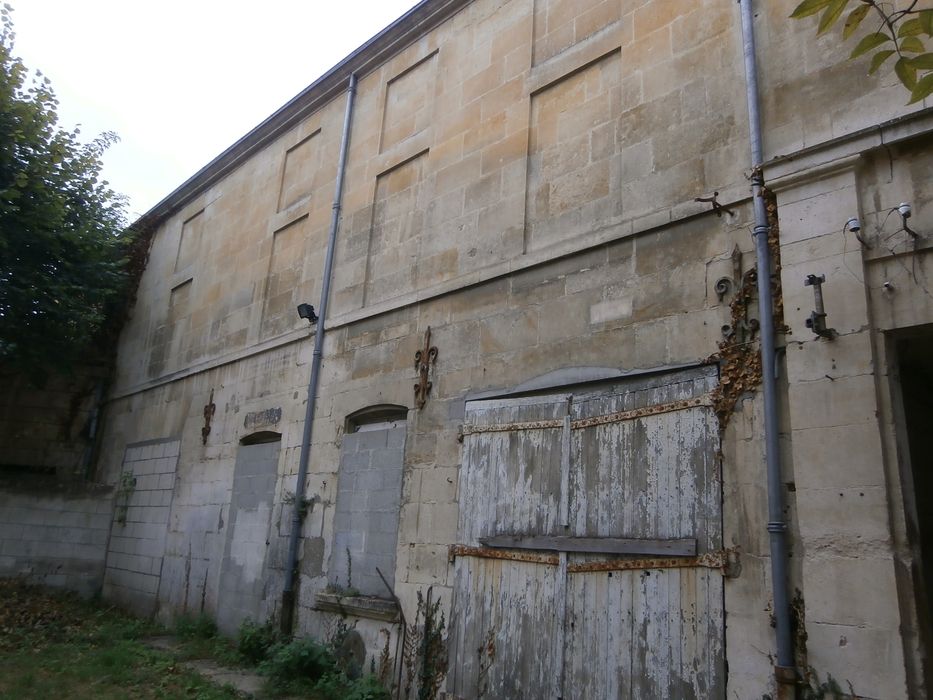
94, 0, 933, 698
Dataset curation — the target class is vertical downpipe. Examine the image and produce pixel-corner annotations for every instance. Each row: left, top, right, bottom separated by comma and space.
280, 72, 358, 634
738, 0, 796, 690
82, 380, 107, 479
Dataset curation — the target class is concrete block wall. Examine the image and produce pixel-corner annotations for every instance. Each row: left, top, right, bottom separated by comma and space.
330, 425, 406, 596
103, 438, 179, 616
215, 438, 281, 635
0, 479, 113, 598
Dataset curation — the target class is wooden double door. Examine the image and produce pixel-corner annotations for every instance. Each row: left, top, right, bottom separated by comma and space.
448, 367, 725, 699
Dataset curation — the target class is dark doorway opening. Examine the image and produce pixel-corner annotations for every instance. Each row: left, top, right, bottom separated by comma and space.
893, 326, 933, 693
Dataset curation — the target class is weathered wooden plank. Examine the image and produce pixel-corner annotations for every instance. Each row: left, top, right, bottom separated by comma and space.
478, 534, 698, 556
553, 552, 567, 698
458, 396, 567, 545
559, 412, 570, 529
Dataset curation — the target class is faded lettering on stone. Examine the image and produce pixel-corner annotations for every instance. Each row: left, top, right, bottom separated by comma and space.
244, 407, 282, 429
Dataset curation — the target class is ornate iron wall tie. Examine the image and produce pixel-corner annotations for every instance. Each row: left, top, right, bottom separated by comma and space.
202, 388, 216, 444
414, 327, 438, 410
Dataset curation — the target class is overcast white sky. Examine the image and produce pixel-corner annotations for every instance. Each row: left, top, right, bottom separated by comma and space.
10, 0, 420, 220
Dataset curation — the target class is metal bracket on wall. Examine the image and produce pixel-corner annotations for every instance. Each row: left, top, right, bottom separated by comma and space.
202, 388, 216, 444
694, 190, 735, 218
414, 327, 438, 410
804, 274, 836, 340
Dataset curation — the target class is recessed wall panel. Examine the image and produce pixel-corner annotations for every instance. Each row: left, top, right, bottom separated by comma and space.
175, 210, 204, 273
525, 52, 622, 252
380, 53, 438, 152
533, 0, 619, 66
364, 153, 428, 306
278, 131, 320, 212
261, 217, 310, 338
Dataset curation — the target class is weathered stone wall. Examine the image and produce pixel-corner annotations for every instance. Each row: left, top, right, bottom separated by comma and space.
0, 477, 113, 598
92, 0, 933, 697
0, 369, 107, 479
759, 118, 933, 698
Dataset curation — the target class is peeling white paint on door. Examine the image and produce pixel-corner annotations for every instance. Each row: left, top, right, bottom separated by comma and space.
449, 366, 724, 699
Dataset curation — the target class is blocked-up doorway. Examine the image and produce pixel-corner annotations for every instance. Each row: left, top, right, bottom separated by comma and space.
892, 328, 933, 691
218, 431, 280, 634
329, 406, 407, 597
448, 366, 724, 699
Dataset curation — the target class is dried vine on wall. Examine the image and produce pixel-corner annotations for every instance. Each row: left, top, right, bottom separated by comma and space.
765, 188, 788, 334
710, 188, 786, 428
402, 589, 448, 700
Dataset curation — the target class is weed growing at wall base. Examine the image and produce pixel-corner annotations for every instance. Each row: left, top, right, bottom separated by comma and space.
257, 634, 389, 699
236, 617, 283, 664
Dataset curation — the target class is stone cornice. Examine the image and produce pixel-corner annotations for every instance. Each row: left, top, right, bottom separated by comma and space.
763, 106, 933, 188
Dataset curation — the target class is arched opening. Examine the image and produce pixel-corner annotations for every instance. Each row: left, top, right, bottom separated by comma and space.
345, 404, 408, 433
239, 430, 281, 445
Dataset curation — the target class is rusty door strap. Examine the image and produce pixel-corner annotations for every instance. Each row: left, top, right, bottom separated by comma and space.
449, 544, 736, 574
458, 396, 713, 440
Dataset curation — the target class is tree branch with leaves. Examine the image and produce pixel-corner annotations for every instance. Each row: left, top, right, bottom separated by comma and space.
792, 0, 933, 103
0, 4, 132, 384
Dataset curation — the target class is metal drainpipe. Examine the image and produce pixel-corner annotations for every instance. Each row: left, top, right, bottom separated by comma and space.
738, 0, 796, 688
81, 380, 107, 480
280, 72, 358, 634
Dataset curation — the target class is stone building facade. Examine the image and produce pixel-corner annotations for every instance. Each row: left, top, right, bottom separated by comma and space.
77, 0, 933, 697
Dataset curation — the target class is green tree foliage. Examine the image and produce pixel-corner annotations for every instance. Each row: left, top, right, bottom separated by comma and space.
792, 0, 933, 103
0, 4, 130, 382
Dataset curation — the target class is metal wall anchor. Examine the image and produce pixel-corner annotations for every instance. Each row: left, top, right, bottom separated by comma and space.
695, 191, 735, 218
202, 388, 216, 445
414, 327, 438, 409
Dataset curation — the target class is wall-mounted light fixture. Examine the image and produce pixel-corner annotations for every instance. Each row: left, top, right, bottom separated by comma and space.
898, 202, 918, 239
844, 216, 871, 248
297, 303, 318, 324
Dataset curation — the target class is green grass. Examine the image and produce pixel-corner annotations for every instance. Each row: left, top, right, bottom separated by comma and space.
0, 581, 239, 700
172, 612, 241, 667
0, 581, 391, 699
